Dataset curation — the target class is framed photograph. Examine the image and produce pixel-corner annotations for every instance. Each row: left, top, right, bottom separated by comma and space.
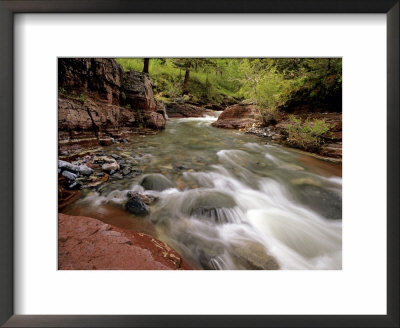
1, 0, 398, 327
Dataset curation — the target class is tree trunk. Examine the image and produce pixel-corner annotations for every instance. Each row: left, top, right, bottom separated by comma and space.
183, 69, 190, 94
143, 58, 149, 73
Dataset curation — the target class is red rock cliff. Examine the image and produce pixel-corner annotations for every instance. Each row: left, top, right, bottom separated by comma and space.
58, 58, 166, 152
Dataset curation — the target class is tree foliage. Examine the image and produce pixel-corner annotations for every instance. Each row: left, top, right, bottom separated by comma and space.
115, 58, 342, 112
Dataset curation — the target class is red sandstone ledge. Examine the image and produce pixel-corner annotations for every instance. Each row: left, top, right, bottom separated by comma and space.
58, 213, 191, 270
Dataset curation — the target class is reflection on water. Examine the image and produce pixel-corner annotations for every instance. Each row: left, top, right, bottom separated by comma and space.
63, 113, 342, 270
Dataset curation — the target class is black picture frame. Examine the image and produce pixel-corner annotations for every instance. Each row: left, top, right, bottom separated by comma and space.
0, 1, 398, 327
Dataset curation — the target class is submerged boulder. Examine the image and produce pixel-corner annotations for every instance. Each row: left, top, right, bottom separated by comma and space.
140, 174, 174, 191
294, 184, 342, 220
230, 241, 280, 270
181, 190, 240, 224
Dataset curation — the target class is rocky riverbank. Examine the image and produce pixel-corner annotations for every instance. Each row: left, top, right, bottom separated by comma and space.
58, 149, 149, 209
58, 213, 191, 270
211, 104, 342, 161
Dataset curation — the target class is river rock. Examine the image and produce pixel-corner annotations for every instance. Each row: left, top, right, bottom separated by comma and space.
112, 173, 123, 180
295, 185, 342, 220
58, 160, 79, 172
94, 156, 116, 164
122, 167, 131, 176
140, 174, 174, 191
230, 241, 280, 270
111, 154, 121, 160
99, 138, 114, 146
62, 170, 78, 181
78, 165, 94, 176
117, 159, 126, 167
165, 103, 206, 118
127, 192, 155, 205
125, 195, 150, 216
86, 162, 100, 169
291, 177, 321, 187
181, 190, 239, 224
102, 162, 120, 173
212, 104, 259, 129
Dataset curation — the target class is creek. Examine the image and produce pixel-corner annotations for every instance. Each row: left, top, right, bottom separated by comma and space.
63, 112, 342, 270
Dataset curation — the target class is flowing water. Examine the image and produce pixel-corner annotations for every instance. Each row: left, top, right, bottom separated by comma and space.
63, 112, 342, 270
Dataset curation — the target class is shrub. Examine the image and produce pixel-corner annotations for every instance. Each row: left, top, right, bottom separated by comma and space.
124, 104, 131, 109
78, 93, 87, 104
285, 115, 331, 152
58, 87, 67, 94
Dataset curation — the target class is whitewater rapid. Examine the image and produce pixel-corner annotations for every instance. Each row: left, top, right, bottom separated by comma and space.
72, 114, 342, 270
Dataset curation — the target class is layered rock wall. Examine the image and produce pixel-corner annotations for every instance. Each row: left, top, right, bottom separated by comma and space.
58, 58, 166, 151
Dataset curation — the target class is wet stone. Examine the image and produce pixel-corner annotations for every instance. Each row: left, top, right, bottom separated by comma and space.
62, 170, 78, 181
102, 162, 120, 173
140, 174, 174, 191
125, 195, 150, 216
122, 167, 131, 176
79, 165, 94, 176
112, 173, 124, 180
